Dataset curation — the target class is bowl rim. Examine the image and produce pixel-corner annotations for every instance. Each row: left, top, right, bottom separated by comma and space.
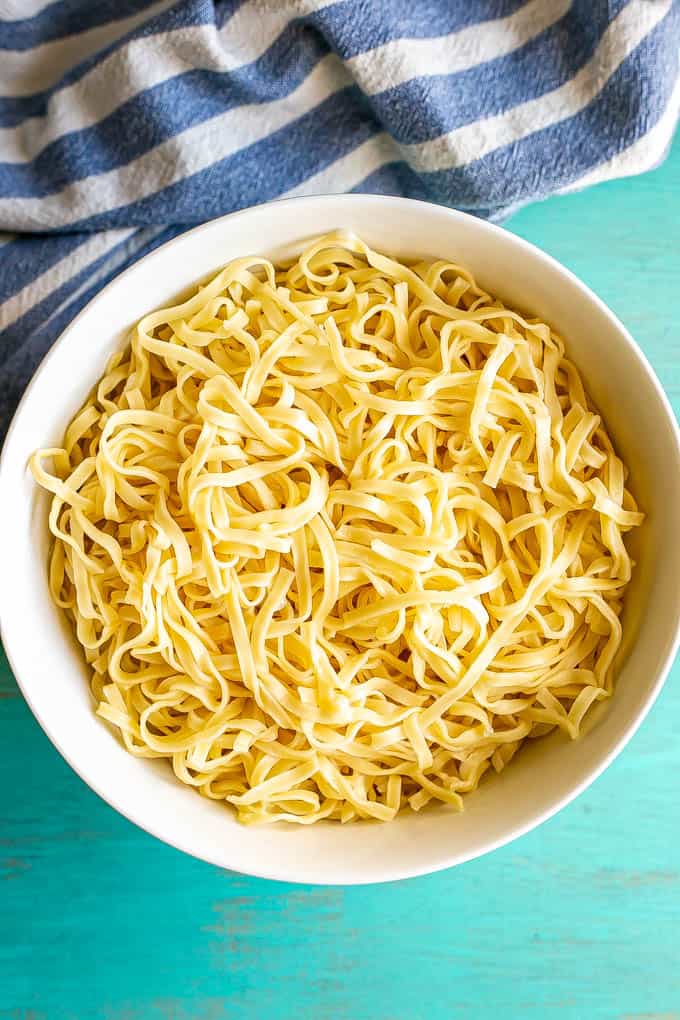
2, 193, 679, 885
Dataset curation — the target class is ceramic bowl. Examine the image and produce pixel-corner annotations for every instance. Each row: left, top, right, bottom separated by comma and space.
1, 195, 679, 884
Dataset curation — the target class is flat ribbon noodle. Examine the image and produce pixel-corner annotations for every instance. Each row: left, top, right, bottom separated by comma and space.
31, 231, 643, 824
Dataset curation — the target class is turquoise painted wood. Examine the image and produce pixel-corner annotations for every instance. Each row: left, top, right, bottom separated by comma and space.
2, 137, 679, 1020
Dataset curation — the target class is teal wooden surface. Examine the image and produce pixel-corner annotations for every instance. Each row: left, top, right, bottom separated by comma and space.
2, 137, 679, 1020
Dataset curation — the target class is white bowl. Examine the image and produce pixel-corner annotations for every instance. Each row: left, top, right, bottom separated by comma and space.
1, 195, 679, 885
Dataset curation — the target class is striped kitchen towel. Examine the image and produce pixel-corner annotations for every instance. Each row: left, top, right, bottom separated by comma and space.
0, 0, 678, 435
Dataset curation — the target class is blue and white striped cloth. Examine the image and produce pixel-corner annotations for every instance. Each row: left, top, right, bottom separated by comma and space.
1, 0, 678, 436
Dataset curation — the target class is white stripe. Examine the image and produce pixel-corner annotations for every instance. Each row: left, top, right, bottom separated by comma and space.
0, 1, 55, 15
347, 0, 570, 96
0, 0, 177, 97
0, 0, 337, 163
222, 0, 337, 69
561, 73, 680, 193
405, 0, 672, 174
0, 228, 134, 331
0, 53, 352, 231
283, 133, 401, 197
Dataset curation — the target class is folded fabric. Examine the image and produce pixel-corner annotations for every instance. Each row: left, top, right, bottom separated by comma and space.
1, 0, 678, 435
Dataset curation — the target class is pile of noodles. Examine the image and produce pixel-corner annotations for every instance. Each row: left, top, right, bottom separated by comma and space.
31, 232, 643, 824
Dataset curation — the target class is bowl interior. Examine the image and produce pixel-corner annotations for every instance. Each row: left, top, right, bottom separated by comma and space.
1, 195, 678, 884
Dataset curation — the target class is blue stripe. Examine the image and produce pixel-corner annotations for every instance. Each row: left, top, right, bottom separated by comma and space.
349, 159, 497, 218
18, 85, 381, 232
0, 0, 164, 51
319, 0, 526, 53
0, 0, 216, 127
368, 0, 627, 144
350, 160, 434, 203
0, 24, 330, 197
423, 4, 679, 211
0, 233, 88, 306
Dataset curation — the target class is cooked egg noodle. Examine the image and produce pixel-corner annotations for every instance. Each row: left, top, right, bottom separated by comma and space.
31, 231, 643, 824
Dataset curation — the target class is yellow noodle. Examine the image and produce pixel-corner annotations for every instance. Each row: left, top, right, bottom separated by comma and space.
31, 231, 643, 824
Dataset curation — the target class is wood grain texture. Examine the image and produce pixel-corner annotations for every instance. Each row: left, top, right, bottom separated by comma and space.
2, 137, 679, 1020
